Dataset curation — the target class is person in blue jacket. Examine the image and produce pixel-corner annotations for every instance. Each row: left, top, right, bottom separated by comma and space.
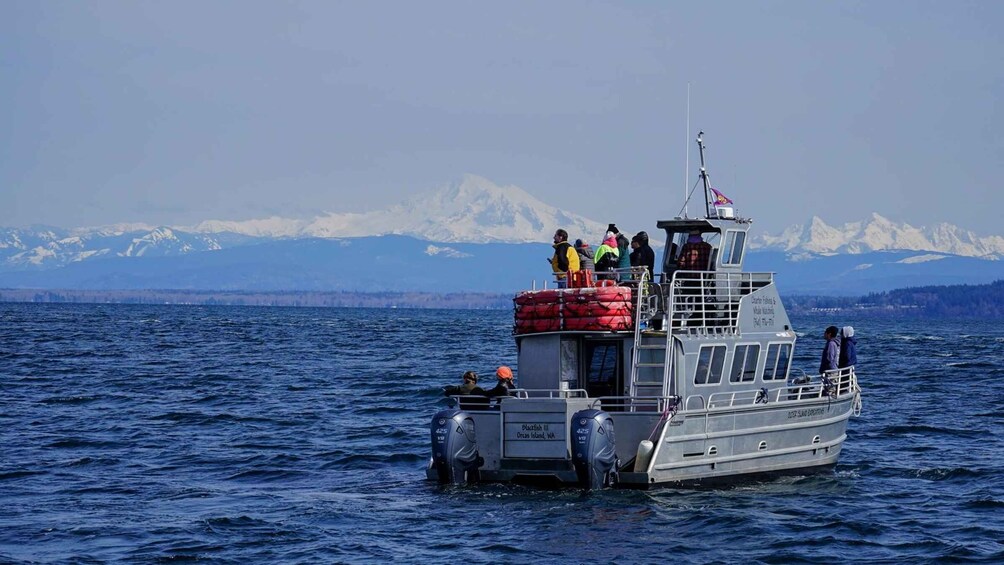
839, 326, 857, 368
820, 326, 839, 374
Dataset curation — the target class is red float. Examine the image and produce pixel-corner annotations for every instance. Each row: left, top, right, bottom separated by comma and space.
514, 303, 561, 320
564, 315, 633, 332
563, 301, 632, 318
514, 317, 561, 334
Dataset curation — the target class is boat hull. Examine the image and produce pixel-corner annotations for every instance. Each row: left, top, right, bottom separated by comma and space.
427, 390, 856, 489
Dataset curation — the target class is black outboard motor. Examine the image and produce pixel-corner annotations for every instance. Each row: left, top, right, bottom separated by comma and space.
430, 409, 483, 484
570, 409, 618, 490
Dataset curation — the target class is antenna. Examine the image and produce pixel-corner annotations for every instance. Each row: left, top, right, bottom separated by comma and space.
684, 83, 691, 218
697, 131, 712, 218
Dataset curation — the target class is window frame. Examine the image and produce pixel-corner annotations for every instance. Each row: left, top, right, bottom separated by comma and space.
763, 342, 793, 381
694, 344, 728, 386
729, 343, 761, 383
720, 229, 746, 266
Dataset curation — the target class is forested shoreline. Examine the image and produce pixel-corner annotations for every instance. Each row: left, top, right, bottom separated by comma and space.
2, 280, 1002, 317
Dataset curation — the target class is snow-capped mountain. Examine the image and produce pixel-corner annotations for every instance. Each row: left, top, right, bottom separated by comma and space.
185, 174, 610, 244
751, 213, 1004, 259
0, 225, 231, 270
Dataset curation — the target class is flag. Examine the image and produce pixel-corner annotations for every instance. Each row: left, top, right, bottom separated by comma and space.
710, 187, 733, 206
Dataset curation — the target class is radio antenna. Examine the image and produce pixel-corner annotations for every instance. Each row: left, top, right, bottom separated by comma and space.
683, 83, 691, 218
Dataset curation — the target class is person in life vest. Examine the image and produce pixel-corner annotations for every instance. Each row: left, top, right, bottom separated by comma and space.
550, 229, 580, 288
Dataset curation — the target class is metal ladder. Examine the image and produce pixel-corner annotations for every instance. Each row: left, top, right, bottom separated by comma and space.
629, 273, 674, 399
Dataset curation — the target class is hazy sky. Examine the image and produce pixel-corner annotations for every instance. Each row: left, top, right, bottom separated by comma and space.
2, 1, 1001, 235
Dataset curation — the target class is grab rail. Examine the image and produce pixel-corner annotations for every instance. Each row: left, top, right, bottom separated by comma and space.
704, 367, 858, 409
664, 270, 774, 331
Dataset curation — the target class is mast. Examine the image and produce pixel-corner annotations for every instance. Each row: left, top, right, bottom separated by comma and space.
697, 131, 713, 218
684, 84, 691, 218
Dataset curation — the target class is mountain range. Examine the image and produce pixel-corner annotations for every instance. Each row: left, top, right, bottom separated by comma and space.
1, 175, 1001, 295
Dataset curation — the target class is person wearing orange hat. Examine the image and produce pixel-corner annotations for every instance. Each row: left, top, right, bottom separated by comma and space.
482, 365, 516, 400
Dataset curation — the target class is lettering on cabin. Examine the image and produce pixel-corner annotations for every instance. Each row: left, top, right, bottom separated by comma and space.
751, 295, 777, 328
516, 423, 558, 440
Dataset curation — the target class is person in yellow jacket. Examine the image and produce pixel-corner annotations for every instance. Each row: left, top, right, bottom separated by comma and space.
550, 229, 580, 288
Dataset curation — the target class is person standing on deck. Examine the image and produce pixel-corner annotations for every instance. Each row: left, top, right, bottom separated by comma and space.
839, 326, 857, 368
820, 326, 840, 374
593, 231, 620, 279
630, 231, 656, 280
549, 229, 579, 288
616, 233, 631, 272
574, 239, 595, 272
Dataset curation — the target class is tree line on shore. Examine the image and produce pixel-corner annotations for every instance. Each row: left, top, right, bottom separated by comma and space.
2, 280, 1001, 317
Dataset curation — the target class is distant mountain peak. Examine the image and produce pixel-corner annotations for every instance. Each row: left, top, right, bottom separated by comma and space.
752, 215, 1004, 259
186, 174, 608, 244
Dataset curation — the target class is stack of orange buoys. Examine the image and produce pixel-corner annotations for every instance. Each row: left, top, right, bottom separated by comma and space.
513, 285, 634, 334
513, 289, 562, 334
562, 286, 633, 331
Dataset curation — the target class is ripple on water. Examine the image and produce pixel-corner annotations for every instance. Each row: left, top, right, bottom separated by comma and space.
1, 305, 1001, 563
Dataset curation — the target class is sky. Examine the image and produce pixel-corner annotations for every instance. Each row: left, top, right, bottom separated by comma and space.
2, 1, 1002, 236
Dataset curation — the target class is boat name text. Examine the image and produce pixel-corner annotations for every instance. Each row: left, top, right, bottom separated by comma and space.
787, 407, 825, 419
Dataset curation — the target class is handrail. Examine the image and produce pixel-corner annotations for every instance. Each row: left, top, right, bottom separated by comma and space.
588, 395, 680, 412
664, 270, 774, 332
703, 367, 859, 409
512, 388, 589, 399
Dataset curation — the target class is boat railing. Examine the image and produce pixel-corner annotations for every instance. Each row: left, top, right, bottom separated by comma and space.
512, 388, 589, 399
587, 395, 680, 413
643, 270, 774, 332
700, 367, 858, 409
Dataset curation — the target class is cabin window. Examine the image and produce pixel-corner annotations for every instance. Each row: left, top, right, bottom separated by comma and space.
763, 343, 793, 380
694, 345, 727, 385
720, 230, 746, 266
584, 340, 621, 399
729, 344, 760, 383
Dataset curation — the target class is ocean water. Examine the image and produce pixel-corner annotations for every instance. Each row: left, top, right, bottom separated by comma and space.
1, 303, 1002, 563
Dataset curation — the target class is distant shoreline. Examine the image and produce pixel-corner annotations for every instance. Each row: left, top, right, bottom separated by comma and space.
3, 282, 1002, 317
0, 289, 512, 310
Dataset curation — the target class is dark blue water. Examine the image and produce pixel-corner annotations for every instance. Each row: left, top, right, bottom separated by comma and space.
1, 304, 1002, 563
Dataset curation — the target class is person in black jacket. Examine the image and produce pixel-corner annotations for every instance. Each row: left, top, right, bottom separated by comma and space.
482, 366, 516, 400
630, 231, 656, 280
443, 371, 485, 396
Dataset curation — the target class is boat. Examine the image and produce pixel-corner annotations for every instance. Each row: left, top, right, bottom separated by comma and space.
428, 132, 863, 489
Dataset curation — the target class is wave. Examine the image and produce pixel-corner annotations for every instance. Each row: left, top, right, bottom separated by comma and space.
879, 424, 982, 438
963, 498, 1004, 509
945, 361, 998, 369
321, 452, 426, 471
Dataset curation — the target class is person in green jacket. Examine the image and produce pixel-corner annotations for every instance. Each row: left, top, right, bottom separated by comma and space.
550, 229, 580, 288
594, 230, 620, 279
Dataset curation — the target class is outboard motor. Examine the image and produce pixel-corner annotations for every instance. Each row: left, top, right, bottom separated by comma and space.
570, 409, 618, 490
430, 409, 483, 484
